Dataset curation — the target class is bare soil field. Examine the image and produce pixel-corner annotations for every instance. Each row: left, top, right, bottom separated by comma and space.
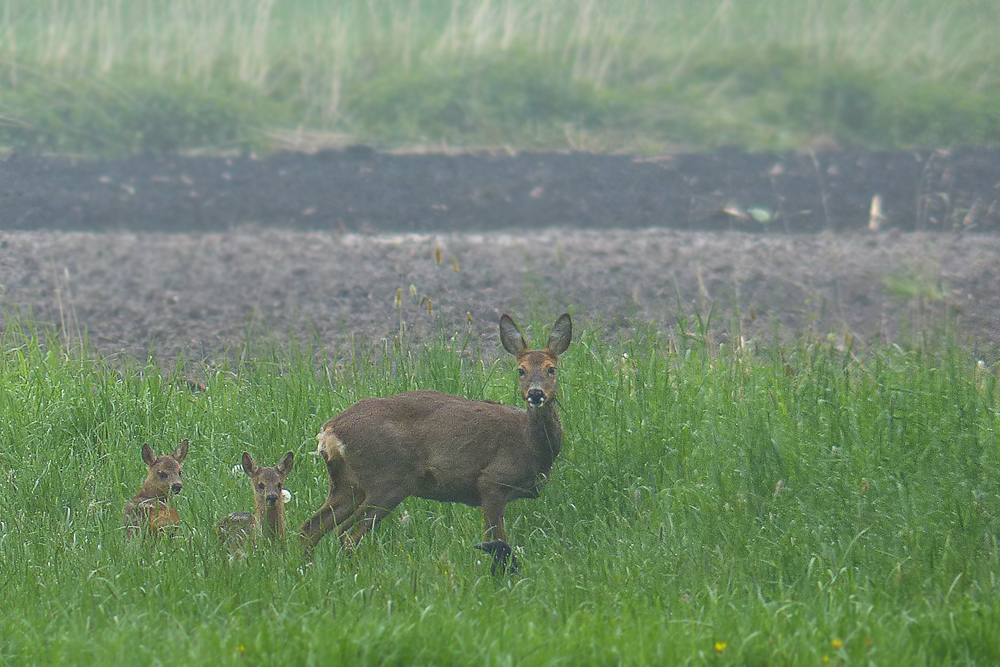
2, 147, 1000, 363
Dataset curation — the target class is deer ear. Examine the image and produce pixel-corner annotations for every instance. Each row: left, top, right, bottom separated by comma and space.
277, 451, 295, 476
499, 314, 527, 356
547, 314, 572, 356
242, 451, 257, 476
141, 443, 156, 467
172, 438, 189, 463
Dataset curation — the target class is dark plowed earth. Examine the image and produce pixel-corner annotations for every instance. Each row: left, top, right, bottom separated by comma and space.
3, 148, 999, 233
1, 148, 999, 364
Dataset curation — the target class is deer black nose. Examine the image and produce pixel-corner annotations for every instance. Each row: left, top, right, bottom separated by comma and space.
526, 388, 546, 407
171, 483, 183, 495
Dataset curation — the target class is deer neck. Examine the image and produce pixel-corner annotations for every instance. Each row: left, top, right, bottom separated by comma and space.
133, 484, 167, 504
527, 401, 562, 472
257, 502, 285, 537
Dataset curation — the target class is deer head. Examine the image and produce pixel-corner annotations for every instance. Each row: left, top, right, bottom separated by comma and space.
500, 313, 573, 409
140, 439, 189, 499
242, 451, 295, 508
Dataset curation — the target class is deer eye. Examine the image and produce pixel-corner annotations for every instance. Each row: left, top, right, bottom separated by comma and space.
158, 472, 168, 479
258, 483, 265, 490
517, 368, 526, 377
547, 367, 556, 375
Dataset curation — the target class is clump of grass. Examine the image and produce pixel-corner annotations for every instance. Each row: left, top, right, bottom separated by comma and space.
344, 52, 631, 145
1, 0, 999, 154
0, 66, 286, 154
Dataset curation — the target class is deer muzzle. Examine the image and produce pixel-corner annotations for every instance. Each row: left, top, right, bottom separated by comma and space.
526, 388, 546, 408
171, 483, 183, 495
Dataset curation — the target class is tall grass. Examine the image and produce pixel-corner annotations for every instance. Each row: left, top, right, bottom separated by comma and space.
1, 314, 999, 664
1, 0, 999, 153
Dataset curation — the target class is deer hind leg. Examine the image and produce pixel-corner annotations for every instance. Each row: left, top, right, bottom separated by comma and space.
475, 487, 518, 575
301, 435, 366, 552
337, 486, 408, 552
300, 484, 365, 552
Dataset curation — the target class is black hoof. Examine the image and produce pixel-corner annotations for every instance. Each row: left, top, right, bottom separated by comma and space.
474, 540, 520, 575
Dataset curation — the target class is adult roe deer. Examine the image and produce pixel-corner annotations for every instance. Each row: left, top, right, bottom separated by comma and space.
300, 313, 572, 574
217, 451, 295, 543
123, 439, 189, 539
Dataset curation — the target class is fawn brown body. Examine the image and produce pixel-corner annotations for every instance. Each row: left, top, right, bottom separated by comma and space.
300, 313, 572, 573
123, 439, 189, 539
218, 451, 295, 543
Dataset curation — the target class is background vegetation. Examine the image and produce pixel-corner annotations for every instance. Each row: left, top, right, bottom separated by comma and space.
1, 0, 999, 155
1, 312, 999, 664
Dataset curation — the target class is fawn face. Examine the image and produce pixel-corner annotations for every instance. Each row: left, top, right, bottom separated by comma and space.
242, 451, 294, 506
141, 440, 188, 497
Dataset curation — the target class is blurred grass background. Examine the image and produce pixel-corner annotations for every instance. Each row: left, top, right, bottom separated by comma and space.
1, 0, 998, 155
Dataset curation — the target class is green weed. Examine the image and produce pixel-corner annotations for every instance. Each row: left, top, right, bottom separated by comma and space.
1, 314, 999, 663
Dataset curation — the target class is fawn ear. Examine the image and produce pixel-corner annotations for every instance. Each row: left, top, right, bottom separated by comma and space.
500, 315, 527, 356
141, 443, 156, 467
172, 439, 189, 463
242, 451, 258, 476
546, 313, 572, 356
277, 451, 294, 476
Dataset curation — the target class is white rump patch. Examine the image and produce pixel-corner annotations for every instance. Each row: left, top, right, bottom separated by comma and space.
316, 429, 345, 459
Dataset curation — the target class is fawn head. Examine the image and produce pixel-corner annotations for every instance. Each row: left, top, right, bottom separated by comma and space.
140, 439, 189, 497
500, 313, 573, 409
242, 451, 294, 507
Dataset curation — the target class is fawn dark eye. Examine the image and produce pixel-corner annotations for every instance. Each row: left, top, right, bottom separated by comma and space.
158, 472, 168, 479
547, 367, 556, 375
258, 483, 265, 490
518, 368, 526, 377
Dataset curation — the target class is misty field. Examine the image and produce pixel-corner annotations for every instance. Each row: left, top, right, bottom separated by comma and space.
1, 314, 999, 665
1, 0, 999, 154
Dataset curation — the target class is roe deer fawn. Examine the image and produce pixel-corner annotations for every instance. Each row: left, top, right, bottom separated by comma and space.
217, 451, 295, 543
123, 439, 189, 539
300, 313, 572, 574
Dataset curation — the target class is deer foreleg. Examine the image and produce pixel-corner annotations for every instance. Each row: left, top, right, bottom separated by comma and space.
476, 492, 518, 575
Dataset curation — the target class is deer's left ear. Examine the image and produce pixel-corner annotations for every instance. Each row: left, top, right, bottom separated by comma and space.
277, 451, 295, 476
546, 314, 572, 356
172, 439, 189, 463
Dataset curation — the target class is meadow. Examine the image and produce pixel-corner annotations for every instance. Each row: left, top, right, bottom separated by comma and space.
1, 0, 999, 154
1, 312, 999, 665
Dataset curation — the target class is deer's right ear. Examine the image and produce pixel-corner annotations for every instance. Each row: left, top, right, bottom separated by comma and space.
242, 451, 258, 476
141, 443, 156, 467
500, 314, 527, 356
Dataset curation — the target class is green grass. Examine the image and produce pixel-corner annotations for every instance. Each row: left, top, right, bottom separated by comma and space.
1, 0, 999, 154
1, 314, 1000, 664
